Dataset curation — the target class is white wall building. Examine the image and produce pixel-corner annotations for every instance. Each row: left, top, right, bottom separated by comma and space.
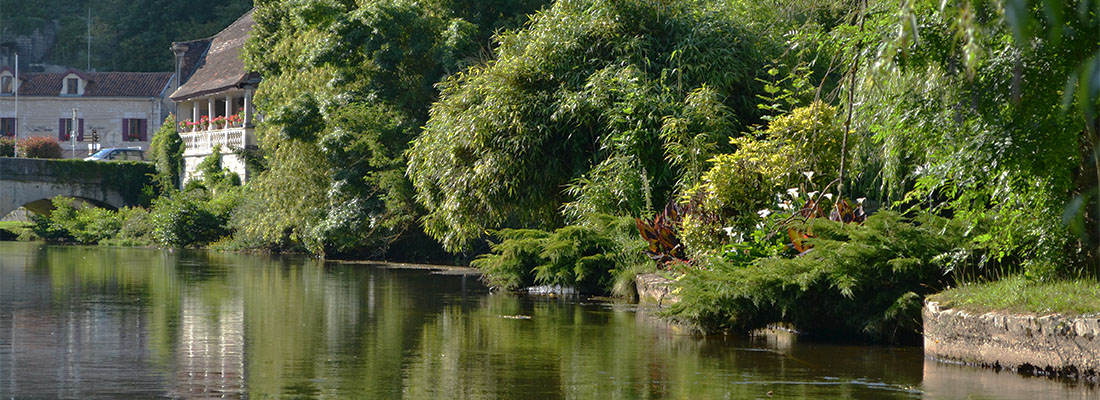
171, 10, 259, 184
0, 67, 172, 158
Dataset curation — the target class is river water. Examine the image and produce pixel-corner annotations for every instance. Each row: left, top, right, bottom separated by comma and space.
0, 242, 1094, 399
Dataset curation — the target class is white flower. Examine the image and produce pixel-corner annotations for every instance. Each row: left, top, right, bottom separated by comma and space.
802, 171, 815, 181
823, 193, 834, 201
857, 197, 866, 204
787, 188, 800, 198
779, 201, 794, 211
723, 226, 735, 236
757, 209, 772, 219
808, 191, 819, 199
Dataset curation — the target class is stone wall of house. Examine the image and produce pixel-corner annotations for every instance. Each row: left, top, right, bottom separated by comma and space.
0, 97, 166, 158
924, 301, 1100, 381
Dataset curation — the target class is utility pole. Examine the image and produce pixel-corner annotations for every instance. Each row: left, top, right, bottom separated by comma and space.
71, 108, 77, 158
13, 53, 17, 158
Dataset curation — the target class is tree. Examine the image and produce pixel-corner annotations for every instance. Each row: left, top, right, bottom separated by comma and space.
407, 0, 771, 251
239, 0, 547, 257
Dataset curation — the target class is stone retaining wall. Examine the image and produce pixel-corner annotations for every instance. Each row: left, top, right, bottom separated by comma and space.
635, 273, 679, 307
924, 301, 1100, 381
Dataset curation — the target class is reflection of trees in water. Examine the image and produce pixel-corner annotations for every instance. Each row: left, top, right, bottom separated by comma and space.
10, 243, 1095, 399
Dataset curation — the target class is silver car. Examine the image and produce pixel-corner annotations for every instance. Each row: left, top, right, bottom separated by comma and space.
85, 148, 146, 162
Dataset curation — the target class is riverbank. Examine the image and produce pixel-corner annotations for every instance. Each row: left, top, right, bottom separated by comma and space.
923, 277, 1100, 382
924, 300, 1099, 381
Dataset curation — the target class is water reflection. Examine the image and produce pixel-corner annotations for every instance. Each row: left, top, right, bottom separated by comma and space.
0, 242, 1094, 399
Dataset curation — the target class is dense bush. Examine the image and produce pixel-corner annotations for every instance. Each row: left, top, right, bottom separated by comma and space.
669, 211, 971, 343
149, 114, 184, 192
31, 196, 125, 244
408, 0, 771, 251
0, 137, 14, 157
680, 102, 845, 256
19, 137, 63, 159
471, 215, 649, 295
150, 190, 231, 248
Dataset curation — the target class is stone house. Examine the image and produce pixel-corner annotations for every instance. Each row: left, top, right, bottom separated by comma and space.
0, 67, 173, 158
170, 9, 259, 184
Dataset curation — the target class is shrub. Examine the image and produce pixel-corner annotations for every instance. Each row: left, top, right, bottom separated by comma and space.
0, 137, 14, 157
150, 190, 229, 247
471, 214, 649, 295
680, 102, 846, 257
30, 196, 123, 244
149, 114, 184, 192
102, 207, 155, 246
668, 211, 970, 343
19, 137, 63, 159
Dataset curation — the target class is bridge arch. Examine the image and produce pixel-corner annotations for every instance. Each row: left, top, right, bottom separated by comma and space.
0, 157, 154, 218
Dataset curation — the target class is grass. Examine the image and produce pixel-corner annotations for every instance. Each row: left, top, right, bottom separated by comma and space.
930, 275, 1100, 315
0, 220, 33, 240
0, 220, 31, 230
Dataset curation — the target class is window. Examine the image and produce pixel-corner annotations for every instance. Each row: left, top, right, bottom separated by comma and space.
123, 118, 147, 141
58, 118, 83, 141
66, 78, 79, 95
1, 76, 12, 94
0, 118, 14, 136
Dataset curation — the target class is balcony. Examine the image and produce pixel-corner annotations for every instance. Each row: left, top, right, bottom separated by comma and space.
180, 126, 256, 156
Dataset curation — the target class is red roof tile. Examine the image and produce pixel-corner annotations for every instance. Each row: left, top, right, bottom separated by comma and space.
170, 9, 255, 101
17, 71, 172, 97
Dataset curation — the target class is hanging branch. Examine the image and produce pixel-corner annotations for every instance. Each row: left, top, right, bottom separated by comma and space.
839, 0, 867, 200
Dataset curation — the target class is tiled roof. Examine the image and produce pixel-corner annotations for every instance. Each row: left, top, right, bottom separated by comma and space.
170, 9, 255, 101
16, 71, 173, 97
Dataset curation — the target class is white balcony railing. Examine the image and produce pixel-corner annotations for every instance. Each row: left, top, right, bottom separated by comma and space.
180, 127, 255, 156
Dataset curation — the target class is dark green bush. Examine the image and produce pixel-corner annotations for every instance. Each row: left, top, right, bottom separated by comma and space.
669, 211, 970, 343
471, 214, 649, 294
31, 196, 124, 244
150, 190, 230, 247
0, 137, 14, 157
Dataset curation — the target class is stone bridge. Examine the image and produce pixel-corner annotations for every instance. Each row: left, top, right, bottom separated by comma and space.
0, 157, 155, 217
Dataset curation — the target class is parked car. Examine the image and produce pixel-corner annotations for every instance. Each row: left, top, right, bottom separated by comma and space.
85, 148, 146, 162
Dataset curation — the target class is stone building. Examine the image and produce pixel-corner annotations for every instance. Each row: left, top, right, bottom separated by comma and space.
170, 9, 259, 184
0, 67, 173, 158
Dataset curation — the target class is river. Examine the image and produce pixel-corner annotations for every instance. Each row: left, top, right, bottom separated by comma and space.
0, 242, 1094, 399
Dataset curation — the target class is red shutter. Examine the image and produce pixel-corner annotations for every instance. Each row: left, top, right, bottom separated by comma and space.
77, 119, 84, 141
59, 118, 67, 140
122, 119, 129, 141
139, 119, 148, 141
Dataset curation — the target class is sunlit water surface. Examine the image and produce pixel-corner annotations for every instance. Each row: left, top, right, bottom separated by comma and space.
0, 242, 1095, 399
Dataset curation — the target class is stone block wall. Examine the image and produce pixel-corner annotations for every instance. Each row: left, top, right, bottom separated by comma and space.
924, 301, 1099, 381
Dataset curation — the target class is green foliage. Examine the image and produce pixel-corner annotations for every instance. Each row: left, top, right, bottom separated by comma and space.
471, 214, 649, 295
681, 102, 845, 256
240, 0, 547, 258
19, 137, 62, 159
0, 137, 14, 157
150, 190, 230, 248
858, 0, 1099, 277
409, 0, 771, 251
149, 115, 183, 192
194, 144, 242, 191
30, 196, 132, 244
669, 211, 969, 343
4, 0, 252, 72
